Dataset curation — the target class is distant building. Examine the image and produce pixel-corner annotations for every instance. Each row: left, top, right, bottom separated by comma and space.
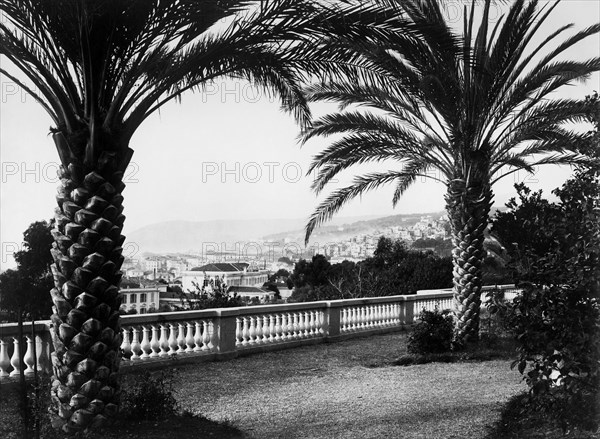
120, 285, 167, 314
228, 286, 275, 304
181, 262, 269, 292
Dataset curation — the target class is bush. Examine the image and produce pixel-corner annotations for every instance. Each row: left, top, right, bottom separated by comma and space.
407, 308, 453, 354
500, 284, 600, 433
120, 369, 179, 421
489, 93, 600, 434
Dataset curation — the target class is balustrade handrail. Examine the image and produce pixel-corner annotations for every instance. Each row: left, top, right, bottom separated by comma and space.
0, 284, 519, 335
0, 285, 519, 381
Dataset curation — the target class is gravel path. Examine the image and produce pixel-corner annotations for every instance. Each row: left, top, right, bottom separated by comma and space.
176, 332, 523, 439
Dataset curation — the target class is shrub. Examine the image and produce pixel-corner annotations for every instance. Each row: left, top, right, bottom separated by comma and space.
500, 283, 600, 433
407, 307, 453, 354
489, 93, 600, 434
120, 369, 179, 421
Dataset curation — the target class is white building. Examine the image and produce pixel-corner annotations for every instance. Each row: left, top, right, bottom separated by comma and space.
120, 285, 167, 314
181, 262, 269, 293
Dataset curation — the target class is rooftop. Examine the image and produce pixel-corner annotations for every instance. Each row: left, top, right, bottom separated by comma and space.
190, 263, 249, 272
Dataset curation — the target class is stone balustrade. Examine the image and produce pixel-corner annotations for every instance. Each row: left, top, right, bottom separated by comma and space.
0, 284, 518, 381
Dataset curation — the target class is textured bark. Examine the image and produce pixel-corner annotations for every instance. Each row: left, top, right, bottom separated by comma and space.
47, 156, 126, 434
445, 179, 493, 349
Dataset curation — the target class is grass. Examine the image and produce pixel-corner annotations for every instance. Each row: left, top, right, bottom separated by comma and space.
0, 329, 588, 439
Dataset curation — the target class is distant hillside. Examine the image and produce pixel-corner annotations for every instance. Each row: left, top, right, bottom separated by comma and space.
124, 207, 508, 254
262, 211, 448, 243
125, 215, 381, 253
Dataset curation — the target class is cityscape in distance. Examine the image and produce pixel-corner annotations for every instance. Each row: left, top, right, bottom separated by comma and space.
122, 209, 459, 285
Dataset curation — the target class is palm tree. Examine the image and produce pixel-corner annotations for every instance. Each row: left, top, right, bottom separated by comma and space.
0, 0, 382, 432
301, 0, 600, 349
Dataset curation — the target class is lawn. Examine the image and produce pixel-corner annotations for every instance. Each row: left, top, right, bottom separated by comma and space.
1, 331, 531, 439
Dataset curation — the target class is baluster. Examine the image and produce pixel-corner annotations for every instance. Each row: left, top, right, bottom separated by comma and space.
120, 328, 132, 359
287, 313, 294, 339
176, 323, 186, 354
130, 328, 141, 360
9, 338, 21, 377
268, 315, 276, 342
280, 314, 287, 341
303, 312, 310, 337
344, 308, 350, 331
139, 326, 151, 359
193, 322, 203, 352
318, 311, 325, 335
309, 311, 316, 336
248, 317, 256, 345
346, 307, 352, 330
350, 308, 358, 331
274, 315, 282, 342
297, 312, 305, 339
0, 339, 10, 378
159, 325, 169, 356
241, 317, 249, 346
262, 316, 270, 343
36, 335, 49, 373
255, 316, 263, 345
292, 313, 299, 339
357, 307, 364, 329
309, 311, 316, 337
207, 321, 216, 351
305, 311, 312, 337
201, 320, 210, 351
168, 324, 178, 355
368, 306, 375, 328
235, 318, 242, 346
150, 326, 160, 357
185, 323, 195, 353
22, 336, 35, 376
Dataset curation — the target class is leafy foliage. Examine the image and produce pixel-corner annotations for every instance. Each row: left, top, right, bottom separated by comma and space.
361, 237, 453, 296
180, 278, 244, 310
490, 93, 600, 433
407, 308, 453, 355
121, 370, 179, 421
0, 220, 53, 320
288, 237, 452, 302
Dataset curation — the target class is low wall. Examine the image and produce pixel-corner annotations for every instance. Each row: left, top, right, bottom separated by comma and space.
0, 284, 519, 381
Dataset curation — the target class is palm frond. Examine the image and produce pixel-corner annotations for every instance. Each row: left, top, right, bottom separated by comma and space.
305, 170, 414, 244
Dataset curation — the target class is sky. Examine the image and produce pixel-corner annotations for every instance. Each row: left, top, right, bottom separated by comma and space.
0, 0, 599, 270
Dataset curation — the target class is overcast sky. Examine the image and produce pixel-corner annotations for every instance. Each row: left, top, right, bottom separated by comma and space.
1, 0, 599, 270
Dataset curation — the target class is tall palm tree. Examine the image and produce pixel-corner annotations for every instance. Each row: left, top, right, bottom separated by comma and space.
0, 0, 389, 432
302, 0, 600, 349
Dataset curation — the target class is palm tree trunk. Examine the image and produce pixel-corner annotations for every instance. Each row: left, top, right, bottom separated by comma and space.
445, 179, 493, 350
47, 155, 126, 433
